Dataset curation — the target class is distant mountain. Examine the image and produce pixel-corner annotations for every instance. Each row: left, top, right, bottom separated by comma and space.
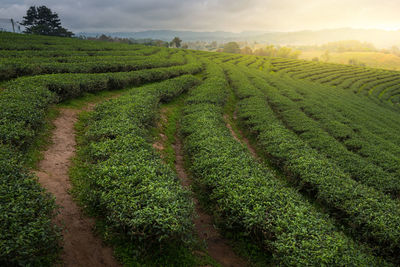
78, 28, 400, 48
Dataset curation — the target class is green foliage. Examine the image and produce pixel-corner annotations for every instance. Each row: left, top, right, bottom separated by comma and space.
180, 60, 387, 266
226, 64, 400, 261
2, 31, 400, 266
0, 146, 60, 266
0, 33, 202, 266
0, 49, 186, 81
266, 56, 400, 104
170, 37, 182, 48
253, 45, 301, 59
236, 67, 400, 195
71, 75, 200, 260
0, 63, 202, 150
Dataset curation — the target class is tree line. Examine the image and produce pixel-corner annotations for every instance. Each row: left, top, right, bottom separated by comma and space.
220, 42, 301, 59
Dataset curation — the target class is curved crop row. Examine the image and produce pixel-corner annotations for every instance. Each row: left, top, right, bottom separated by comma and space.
0, 58, 202, 265
237, 69, 400, 194
0, 50, 185, 81
264, 56, 400, 103
274, 77, 400, 178
180, 58, 386, 266
73, 75, 199, 249
227, 65, 400, 259
0, 147, 60, 266
0, 46, 159, 58
1, 62, 202, 149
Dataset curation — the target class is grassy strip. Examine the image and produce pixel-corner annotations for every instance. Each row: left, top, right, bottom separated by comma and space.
152, 95, 186, 171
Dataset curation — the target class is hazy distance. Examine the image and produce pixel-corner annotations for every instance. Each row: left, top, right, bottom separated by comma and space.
1, 0, 399, 47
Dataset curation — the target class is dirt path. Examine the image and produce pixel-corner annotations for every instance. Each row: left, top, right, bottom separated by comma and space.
172, 125, 248, 267
35, 106, 119, 267
224, 113, 260, 160
153, 108, 168, 152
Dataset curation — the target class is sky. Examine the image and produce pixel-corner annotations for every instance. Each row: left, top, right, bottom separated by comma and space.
0, 0, 399, 33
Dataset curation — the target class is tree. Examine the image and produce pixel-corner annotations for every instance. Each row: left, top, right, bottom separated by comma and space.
170, 37, 182, 48
223, 42, 240, 54
21, 6, 73, 37
154, 40, 169, 47
264, 45, 277, 57
253, 45, 277, 57
98, 34, 113, 42
289, 50, 301, 59
241, 46, 253, 55
321, 50, 330, 62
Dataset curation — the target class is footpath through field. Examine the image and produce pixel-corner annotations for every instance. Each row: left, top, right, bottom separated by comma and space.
174, 133, 247, 267
151, 103, 248, 267
35, 103, 120, 267
223, 113, 260, 161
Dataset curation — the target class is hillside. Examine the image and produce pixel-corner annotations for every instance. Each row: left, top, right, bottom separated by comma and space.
1, 32, 400, 266
300, 51, 400, 71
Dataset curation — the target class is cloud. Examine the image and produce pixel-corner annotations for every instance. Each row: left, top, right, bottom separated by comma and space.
0, 0, 398, 32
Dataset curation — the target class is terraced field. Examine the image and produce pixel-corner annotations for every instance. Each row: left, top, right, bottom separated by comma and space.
1, 32, 400, 266
266, 57, 400, 104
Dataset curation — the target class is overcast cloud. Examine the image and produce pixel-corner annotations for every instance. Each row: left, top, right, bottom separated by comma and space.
0, 0, 399, 33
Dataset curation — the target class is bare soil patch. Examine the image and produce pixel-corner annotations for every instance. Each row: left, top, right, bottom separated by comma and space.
35, 107, 119, 267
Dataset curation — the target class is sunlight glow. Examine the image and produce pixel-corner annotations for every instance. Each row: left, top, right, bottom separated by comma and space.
382, 27, 399, 31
